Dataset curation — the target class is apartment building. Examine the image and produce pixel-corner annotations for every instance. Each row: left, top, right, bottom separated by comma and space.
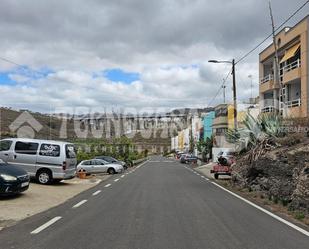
259, 16, 308, 118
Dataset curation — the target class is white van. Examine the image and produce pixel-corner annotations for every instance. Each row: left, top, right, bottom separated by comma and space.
0, 138, 77, 184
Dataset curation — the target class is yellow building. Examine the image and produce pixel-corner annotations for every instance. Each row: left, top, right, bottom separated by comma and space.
178, 130, 184, 151
259, 15, 308, 118
212, 104, 254, 149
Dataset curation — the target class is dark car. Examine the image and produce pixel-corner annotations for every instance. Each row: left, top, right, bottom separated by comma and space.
180, 154, 198, 164
95, 156, 128, 169
0, 161, 30, 196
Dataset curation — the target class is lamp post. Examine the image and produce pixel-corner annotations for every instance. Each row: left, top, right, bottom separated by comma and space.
208, 59, 237, 129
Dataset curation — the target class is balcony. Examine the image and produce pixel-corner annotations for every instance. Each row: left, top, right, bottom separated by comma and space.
260, 74, 274, 84
280, 98, 301, 108
260, 74, 274, 93
261, 106, 276, 113
280, 98, 302, 118
281, 59, 301, 83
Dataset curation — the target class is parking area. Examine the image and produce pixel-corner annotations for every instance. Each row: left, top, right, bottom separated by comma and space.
0, 174, 110, 230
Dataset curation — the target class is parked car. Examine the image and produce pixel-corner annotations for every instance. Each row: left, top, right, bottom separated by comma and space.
0, 138, 77, 185
95, 156, 127, 169
180, 154, 198, 164
77, 159, 124, 174
0, 160, 30, 195
175, 152, 185, 159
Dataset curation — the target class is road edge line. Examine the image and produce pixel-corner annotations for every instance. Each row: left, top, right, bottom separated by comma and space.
210, 181, 309, 237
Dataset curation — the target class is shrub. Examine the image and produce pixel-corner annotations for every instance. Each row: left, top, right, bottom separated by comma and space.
294, 212, 305, 220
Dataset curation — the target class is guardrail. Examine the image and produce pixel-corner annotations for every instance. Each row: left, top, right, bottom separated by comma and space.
132, 157, 149, 165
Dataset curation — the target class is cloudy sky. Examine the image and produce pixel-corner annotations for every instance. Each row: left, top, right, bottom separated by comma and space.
0, 0, 308, 113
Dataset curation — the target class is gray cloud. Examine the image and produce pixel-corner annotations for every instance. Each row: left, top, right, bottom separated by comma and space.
0, 0, 308, 111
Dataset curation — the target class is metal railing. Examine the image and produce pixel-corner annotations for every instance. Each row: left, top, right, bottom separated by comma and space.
260, 74, 273, 84
280, 98, 301, 108
281, 59, 301, 74
261, 106, 276, 113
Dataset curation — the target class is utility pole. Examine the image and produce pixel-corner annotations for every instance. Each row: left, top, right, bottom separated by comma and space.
232, 59, 237, 130
269, 1, 286, 116
208, 58, 237, 129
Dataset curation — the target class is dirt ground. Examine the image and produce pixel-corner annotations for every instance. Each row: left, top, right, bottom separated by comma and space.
0, 174, 110, 229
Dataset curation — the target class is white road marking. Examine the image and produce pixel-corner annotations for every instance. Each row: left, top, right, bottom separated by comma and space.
72, 200, 88, 208
121, 175, 125, 178
126, 173, 129, 175
105, 183, 111, 187
114, 178, 119, 182
210, 181, 309, 237
92, 190, 101, 196
30, 216, 62, 234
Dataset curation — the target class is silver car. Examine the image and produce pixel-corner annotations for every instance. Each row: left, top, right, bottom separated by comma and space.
77, 159, 124, 175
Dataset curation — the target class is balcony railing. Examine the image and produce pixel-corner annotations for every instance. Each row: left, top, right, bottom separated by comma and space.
280, 98, 301, 108
261, 106, 276, 113
260, 74, 273, 84
281, 59, 301, 75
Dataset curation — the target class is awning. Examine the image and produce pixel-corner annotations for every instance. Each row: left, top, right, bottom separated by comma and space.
280, 43, 300, 63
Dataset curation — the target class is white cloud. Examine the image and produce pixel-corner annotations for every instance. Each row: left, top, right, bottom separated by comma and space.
0, 0, 307, 112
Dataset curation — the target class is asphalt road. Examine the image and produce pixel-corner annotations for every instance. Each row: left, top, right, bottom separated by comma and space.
0, 156, 308, 249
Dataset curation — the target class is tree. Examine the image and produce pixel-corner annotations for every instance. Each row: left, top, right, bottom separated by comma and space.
197, 136, 213, 162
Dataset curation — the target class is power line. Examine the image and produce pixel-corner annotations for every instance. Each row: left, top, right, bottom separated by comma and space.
235, 0, 309, 65
208, 0, 309, 107
207, 68, 232, 107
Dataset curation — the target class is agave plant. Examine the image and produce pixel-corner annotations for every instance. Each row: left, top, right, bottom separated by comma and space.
226, 112, 284, 151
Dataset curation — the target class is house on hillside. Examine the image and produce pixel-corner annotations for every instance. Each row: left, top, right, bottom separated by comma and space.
259, 15, 309, 118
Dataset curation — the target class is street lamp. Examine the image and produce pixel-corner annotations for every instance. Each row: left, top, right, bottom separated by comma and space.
208, 59, 237, 129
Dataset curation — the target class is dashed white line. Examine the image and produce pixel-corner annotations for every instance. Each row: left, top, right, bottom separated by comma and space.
30, 216, 62, 234
92, 190, 101, 196
114, 178, 119, 182
121, 175, 125, 178
72, 200, 88, 208
105, 183, 111, 188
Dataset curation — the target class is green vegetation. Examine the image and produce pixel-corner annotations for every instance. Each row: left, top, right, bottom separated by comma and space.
226, 113, 284, 150
72, 136, 146, 165
294, 211, 305, 221
196, 136, 213, 161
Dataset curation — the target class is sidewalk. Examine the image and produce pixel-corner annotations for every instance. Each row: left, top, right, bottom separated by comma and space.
0, 175, 110, 229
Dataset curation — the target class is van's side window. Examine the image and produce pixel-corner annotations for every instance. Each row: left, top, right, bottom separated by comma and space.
39, 144, 60, 157
0, 140, 12, 151
65, 145, 76, 158
15, 142, 39, 155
